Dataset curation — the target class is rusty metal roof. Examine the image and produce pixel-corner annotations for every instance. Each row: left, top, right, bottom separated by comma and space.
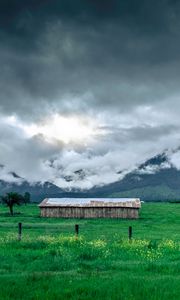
39, 198, 141, 208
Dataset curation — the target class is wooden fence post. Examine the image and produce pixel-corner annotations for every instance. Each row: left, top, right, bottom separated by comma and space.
75, 224, 79, 236
18, 222, 22, 241
128, 226, 132, 241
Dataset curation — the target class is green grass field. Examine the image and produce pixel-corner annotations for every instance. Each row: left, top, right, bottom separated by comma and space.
0, 203, 179, 300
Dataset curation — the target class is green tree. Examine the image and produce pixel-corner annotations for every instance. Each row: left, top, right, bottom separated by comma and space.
1, 192, 24, 216
24, 192, 31, 205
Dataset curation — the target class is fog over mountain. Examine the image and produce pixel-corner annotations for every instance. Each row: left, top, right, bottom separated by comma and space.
1, 1, 180, 192
1, 151, 180, 202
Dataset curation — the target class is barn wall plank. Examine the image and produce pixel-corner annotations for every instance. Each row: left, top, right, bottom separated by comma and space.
40, 207, 139, 219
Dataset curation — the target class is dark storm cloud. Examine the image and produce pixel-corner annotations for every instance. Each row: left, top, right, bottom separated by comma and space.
1, 0, 179, 32
1, 0, 180, 119
1, 0, 180, 187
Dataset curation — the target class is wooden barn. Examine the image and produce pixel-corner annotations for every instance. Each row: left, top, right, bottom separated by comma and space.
39, 198, 141, 219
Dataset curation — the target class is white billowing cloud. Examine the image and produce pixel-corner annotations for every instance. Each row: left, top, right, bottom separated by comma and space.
168, 151, 180, 170
47, 150, 128, 189
0, 165, 23, 184
137, 162, 171, 175
0, 115, 59, 183
21, 113, 107, 144
1, 104, 180, 189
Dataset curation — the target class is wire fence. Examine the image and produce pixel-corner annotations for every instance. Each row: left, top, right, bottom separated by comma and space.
0, 222, 179, 242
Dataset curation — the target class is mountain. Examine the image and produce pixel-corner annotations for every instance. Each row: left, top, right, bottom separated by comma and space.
0, 171, 89, 201
0, 180, 63, 201
1, 152, 180, 201
86, 153, 180, 201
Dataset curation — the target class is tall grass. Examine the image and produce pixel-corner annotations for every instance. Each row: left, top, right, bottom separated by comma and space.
0, 233, 179, 299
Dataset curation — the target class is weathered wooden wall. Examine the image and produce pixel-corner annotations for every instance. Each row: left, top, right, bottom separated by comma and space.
40, 207, 139, 219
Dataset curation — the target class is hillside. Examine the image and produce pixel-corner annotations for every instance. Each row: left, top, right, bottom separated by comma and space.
1, 153, 180, 201
88, 154, 180, 201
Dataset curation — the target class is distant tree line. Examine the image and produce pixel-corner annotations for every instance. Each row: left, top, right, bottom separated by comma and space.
0, 192, 31, 216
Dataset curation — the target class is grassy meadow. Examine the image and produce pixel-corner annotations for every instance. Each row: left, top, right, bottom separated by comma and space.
0, 203, 179, 300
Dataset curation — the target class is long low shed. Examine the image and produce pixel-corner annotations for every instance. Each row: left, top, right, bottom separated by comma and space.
39, 198, 141, 219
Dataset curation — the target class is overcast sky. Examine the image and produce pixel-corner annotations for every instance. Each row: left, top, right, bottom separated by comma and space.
1, 0, 180, 189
